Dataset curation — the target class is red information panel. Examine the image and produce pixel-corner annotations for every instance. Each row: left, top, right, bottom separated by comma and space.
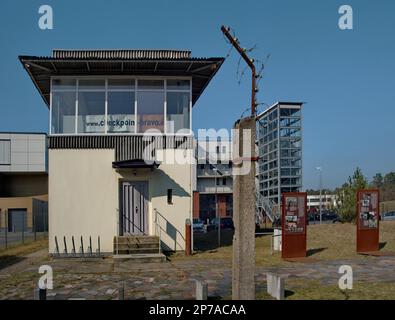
281, 192, 307, 259
357, 189, 380, 253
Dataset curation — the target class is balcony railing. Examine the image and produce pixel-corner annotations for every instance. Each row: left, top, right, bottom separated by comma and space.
197, 185, 233, 194
197, 168, 232, 177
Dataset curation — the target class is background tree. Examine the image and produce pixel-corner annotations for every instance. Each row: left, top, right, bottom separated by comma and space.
336, 167, 368, 222
384, 172, 395, 185
382, 172, 395, 202
371, 173, 383, 189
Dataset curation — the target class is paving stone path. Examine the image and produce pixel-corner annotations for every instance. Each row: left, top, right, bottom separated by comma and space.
1, 251, 395, 300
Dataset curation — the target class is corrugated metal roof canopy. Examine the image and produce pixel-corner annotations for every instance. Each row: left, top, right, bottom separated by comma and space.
19, 49, 224, 108
52, 49, 192, 60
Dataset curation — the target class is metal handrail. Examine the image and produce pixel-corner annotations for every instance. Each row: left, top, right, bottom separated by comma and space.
153, 209, 162, 254
116, 209, 149, 255
154, 208, 185, 252
120, 211, 148, 236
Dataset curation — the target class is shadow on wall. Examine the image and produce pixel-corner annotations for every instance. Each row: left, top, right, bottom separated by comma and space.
117, 168, 190, 198
150, 169, 190, 198
155, 208, 186, 252
117, 168, 190, 251
152, 169, 190, 251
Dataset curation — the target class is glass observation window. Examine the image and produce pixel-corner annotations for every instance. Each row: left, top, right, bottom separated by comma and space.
167, 80, 190, 90
79, 79, 105, 90
50, 78, 191, 135
137, 91, 165, 133
108, 91, 135, 133
52, 79, 76, 90
108, 79, 135, 90
166, 92, 190, 134
51, 91, 76, 134
77, 91, 106, 133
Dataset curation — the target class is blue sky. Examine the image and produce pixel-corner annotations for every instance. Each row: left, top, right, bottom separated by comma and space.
0, 0, 394, 189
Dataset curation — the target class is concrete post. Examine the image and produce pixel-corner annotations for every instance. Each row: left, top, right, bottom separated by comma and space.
195, 280, 208, 300
266, 273, 285, 300
232, 116, 256, 300
273, 228, 282, 251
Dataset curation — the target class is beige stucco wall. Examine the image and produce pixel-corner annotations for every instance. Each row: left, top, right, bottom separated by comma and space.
48, 148, 193, 254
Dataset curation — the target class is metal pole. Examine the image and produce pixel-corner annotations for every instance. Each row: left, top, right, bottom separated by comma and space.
33, 210, 37, 241
5, 210, 8, 249
44, 207, 47, 240
217, 170, 221, 248
319, 168, 323, 224
215, 171, 219, 247
22, 211, 25, 244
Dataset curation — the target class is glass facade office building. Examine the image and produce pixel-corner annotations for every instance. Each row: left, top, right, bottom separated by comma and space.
257, 102, 303, 205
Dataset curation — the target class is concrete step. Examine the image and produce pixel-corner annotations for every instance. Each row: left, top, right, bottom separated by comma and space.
114, 242, 159, 249
114, 247, 160, 253
115, 247, 160, 255
114, 236, 159, 244
113, 253, 166, 263
113, 235, 160, 255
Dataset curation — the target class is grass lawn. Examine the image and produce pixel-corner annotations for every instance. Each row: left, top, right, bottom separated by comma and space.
173, 221, 395, 267
256, 279, 395, 300
183, 222, 395, 300
382, 200, 395, 213
0, 239, 48, 270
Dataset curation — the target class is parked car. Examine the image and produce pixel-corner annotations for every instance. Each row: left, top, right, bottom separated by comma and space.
221, 217, 234, 230
207, 217, 234, 231
192, 218, 205, 233
382, 211, 395, 221
322, 211, 340, 222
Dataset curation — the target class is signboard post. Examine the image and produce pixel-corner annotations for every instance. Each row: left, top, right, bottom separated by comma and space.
357, 189, 380, 253
281, 192, 307, 259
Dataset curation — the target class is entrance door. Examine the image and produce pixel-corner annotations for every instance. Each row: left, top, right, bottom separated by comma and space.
8, 209, 27, 232
121, 181, 148, 235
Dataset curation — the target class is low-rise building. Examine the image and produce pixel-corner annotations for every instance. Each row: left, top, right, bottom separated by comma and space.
196, 140, 233, 221
20, 49, 224, 254
0, 133, 48, 232
307, 194, 338, 211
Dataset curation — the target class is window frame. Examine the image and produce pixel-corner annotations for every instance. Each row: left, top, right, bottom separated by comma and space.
0, 139, 11, 165
50, 76, 192, 136
167, 189, 173, 204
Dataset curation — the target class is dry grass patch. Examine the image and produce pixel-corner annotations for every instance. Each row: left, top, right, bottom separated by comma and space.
0, 239, 48, 270
280, 279, 395, 300
173, 222, 395, 266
